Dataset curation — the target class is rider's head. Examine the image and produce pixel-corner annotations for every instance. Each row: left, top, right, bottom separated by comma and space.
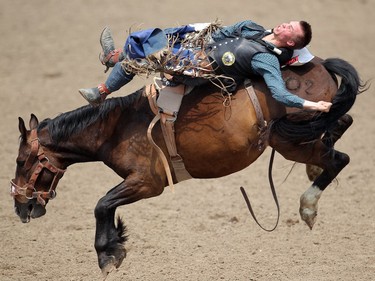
273, 21, 312, 49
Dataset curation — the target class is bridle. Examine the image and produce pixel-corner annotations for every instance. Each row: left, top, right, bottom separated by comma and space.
10, 129, 66, 206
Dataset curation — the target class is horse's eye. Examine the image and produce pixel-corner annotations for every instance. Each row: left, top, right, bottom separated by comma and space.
16, 159, 25, 167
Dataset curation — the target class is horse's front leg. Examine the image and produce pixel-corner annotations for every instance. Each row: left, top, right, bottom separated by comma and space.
95, 183, 126, 277
94, 175, 164, 278
94, 185, 127, 277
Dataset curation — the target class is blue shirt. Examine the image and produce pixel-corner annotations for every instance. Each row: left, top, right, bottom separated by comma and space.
212, 20, 305, 108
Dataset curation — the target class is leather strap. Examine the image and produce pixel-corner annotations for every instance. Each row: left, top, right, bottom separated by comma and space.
98, 83, 111, 95
240, 148, 280, 232
244, 79, 268, 151
160, 113, 192, 182
100, 48, 123, 73
145, 82, 193, 190
145, 84, 159, 115
101, 49, 122, 65
147, 114, 175, 191
10, 129, 66, 206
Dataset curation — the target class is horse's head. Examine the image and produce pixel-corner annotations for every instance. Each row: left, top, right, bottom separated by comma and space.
10, 114, 66, 223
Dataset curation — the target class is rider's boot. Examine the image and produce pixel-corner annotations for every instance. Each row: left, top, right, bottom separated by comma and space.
99, 27, 125, 73
79, 83, 111, 106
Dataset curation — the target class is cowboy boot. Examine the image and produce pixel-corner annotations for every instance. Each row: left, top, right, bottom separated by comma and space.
78, 83, 111, 106
99, 27, 124, 73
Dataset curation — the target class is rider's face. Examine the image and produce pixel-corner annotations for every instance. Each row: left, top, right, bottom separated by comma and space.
273, 21, 303, 47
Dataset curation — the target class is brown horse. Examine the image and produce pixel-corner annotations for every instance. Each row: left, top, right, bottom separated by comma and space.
10, 57, 364, 277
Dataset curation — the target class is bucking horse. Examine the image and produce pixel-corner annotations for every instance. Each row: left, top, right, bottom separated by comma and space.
10, 57, 364, 278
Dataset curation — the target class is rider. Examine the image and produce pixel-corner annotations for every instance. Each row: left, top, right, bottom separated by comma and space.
79, 20, 332, 112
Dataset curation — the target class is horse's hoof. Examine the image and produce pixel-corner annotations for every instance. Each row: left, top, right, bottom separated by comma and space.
299, 185, 322, 229
114, 248, 126, 269
100, 255, 116, 280
299, 207, 317, 230
98, 246, 127, 279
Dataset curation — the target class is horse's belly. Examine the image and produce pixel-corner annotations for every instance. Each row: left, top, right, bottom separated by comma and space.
176, 91, 264, 178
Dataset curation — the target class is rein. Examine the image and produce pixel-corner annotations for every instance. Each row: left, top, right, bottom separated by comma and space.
241, 82, 279, 231
10, 129, 66, 206
240, 148, 280, 232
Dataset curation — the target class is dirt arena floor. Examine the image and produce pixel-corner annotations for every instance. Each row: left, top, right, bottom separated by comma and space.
1, 0, 374, 280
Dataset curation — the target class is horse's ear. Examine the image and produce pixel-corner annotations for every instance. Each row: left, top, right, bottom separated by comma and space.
29, 114, 39, 130
18, 117, 27, 141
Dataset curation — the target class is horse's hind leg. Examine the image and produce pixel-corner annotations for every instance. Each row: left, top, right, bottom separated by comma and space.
306, 114, 353, 181
94, 175, 164, 277
299, 148, 349, 229
270, 133, 350, 229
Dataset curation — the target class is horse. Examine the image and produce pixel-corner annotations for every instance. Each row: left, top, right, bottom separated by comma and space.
10, 57, 364, 277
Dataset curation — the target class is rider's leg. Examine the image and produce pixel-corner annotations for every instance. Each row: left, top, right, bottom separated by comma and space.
79, 26, 129, 106
79, 63, 135, 106
99, 27, 125, 71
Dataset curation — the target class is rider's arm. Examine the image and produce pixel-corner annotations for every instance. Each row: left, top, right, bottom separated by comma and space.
211, 20, 257, 41
251, 52, 305, 108
251, 53, 332, 112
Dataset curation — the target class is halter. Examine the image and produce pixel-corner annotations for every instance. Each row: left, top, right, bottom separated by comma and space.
10, 129, 66, 206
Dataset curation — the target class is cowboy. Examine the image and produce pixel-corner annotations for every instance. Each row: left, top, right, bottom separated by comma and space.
79, 20, 332, 112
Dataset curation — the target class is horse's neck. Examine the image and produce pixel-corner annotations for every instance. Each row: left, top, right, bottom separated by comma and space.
43, 105, 126, 166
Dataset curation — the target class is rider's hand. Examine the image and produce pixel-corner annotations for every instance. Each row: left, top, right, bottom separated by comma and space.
303, 100, 332, 112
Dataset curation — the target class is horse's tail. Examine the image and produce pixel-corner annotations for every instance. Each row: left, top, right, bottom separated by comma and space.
322, 58, 363, 120
271, 58, 366, 144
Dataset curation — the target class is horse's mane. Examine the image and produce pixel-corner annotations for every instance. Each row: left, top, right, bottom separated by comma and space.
38, 88, 144, 142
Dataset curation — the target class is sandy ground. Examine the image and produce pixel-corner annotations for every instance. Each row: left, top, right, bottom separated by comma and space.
1, 0, 374, 280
